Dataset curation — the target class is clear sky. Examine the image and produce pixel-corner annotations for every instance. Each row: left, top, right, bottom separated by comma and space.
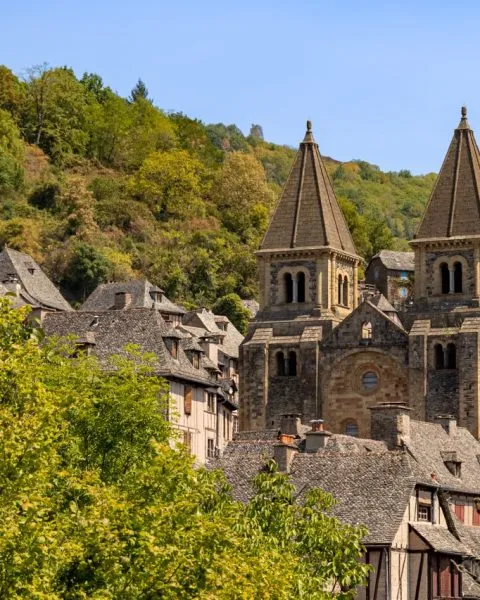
1, 0, 479, 173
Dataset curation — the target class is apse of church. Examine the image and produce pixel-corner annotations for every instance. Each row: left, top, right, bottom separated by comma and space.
240, 109, 480, 440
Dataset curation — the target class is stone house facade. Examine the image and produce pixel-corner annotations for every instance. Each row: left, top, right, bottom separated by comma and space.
240, 108, 480, 442
365, 250, 414, 308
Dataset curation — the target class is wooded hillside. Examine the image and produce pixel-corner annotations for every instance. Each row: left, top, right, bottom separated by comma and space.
0, 64, 435, 306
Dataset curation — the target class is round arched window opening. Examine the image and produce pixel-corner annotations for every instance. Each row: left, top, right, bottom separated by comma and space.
362, 371, 378, 390
344, 421, 359, 438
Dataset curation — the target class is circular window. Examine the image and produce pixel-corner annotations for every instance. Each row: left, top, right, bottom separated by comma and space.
399, 286, 408, 298
362, 371, 378, 390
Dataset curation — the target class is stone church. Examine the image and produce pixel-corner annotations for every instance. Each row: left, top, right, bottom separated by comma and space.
240, 107, 480, 440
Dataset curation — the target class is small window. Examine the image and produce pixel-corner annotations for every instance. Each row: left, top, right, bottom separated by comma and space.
446, 343, 456, 369
171, 340, 179, 359
454, 262, 463, 294
184, 386, 193, 415
276, 351, 285, 376
343, 276, 349, 307
338, 274, 343, 305
400, 271, 408, 280
440, 262, 449, 294
361, 322, 372, 340
288, 351, 297, 376
297, 272, 306, 303
192, 352, 200, 369
374, 267, 380, 281
284, 273, 293, 303
207, 438, 215, 459
344, 420, 359, 438
362, 371, 378, 390
418, 504, 431, 522
435, 344, 444, 370
398, 286, 408, 298
183, 430, 192, 454
207, 392, 216, 413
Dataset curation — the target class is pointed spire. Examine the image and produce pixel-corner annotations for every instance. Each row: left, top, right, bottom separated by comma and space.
416, 107, 480, 240
260, 122, 358, 255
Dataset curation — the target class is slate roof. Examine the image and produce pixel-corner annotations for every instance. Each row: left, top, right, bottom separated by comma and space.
371, 250, 414, 271
42, 309, 215, 386
212, 443, 414, 545
80, 280, 185, 315
182, 309, 244, 359
368, 293, 398, 314
0, 247, 71, 311
411, 523, 468, 555
405, 420, 480, 494
416, 107, 480, 240
260, 122, 358, 256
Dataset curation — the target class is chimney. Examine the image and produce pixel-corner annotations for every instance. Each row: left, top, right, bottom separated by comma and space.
369, 403, 411, 450
305, 419, 332, 453
435, 415, 457, 437
279, 413, 302, 436
114, 291, 132, 309
273, 434, 298, 473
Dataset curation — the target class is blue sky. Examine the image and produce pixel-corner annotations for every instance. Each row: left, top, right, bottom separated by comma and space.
1, 0, 479, 173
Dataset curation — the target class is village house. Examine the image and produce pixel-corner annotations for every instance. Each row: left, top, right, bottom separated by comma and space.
365, 250, 414, 308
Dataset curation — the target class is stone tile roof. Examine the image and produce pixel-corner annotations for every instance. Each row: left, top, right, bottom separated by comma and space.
368, 293, 398, 314
416, 107, 480, 240
405, 420, 480, 494
211, 440, 414, 545
182, 309, 244, 359
456, 564, 480, 598
0, 247, 71, 311
260, 122, 358, 256
80, 280, 185, 315
42, 309, 215, 386
411, 523, 468, 555
372, 250, 414, 271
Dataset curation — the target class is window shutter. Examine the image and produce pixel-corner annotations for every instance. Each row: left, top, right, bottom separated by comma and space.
473, 507, 480, 526
184, 386, 193, 415
454, 504, 465, 522
183, 430, 192, 453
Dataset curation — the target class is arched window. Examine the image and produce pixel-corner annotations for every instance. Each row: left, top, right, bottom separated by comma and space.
435, 344, 444, 370
343, 276, 349, 307
288, 351, 297, 376
297, 272, 306, 303
276, 352, 285, 376
440, 263, 449, 294
338, 274, 343, 305
454, 262, 463, 294
362, 371, 378, 390
284, 273, 293, 303
361, 322, 372, 340
446, 343, 456, 369
344, 420, 359, 438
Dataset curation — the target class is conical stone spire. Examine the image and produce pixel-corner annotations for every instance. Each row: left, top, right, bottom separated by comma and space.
416, 106, 480, 240
260, 122, 358, 255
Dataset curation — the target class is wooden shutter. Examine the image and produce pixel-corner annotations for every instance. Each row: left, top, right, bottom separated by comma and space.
183, 430, 192, 454
454, 504, 465, 522
474, 508, 480, 526
184, 386, 193, 415
439, 557, 451, 597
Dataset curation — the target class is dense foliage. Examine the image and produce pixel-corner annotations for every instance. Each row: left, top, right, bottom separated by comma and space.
0, 63, 435, 307
0, 299, 369, 598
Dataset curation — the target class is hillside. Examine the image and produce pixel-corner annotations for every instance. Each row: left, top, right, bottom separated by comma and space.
0, 64, 435, 307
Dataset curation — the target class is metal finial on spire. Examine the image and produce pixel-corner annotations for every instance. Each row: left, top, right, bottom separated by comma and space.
306, 120, 312, 132
462, 106, 467, 118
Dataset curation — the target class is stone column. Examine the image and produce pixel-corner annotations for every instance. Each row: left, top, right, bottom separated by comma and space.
449, 266, 455, 294
353, 261, 359, 308
475, 246, 480, 299
330, 253, 336, 308
292, 275, 298, 303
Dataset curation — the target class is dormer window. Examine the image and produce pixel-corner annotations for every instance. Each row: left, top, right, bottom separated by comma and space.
170, 340, 179, 359
417, 489, 433, 522
192, 352, 200, 369
442, 451, 462, 477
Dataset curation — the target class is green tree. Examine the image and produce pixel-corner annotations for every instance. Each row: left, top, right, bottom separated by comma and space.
0, 108, 24, 192
62, 242, 111, 299
129, 149, 206, 219
129, 78, 150, 103
212, 293, 251, 334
